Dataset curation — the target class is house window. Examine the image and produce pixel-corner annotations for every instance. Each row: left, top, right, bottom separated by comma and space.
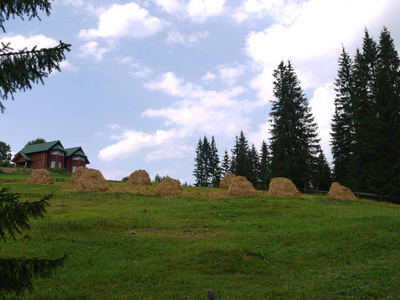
51, 161, 55, 168
59, 162, 62, 169
51, 150, 64, 156
72, 156, 85, 161
72, 166, 77, 173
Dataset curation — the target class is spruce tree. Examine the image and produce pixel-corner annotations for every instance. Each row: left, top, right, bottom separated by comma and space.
193, 138, 205, 187
230, 131, 250, 179
209, 136, 221, 187
221, 149, 231, 175
269, 61, 321, 189
259, 141, 271, 191
247, 143, 260, 189
312, 148, 332, 191
0, 187, 66, 297
331, 47, 354, 186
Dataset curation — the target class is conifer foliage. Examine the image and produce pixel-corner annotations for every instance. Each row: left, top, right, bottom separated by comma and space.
0, 187, 66, 297
269, 61, 321, 189
193, 136, 221, 187
0, 0, 71, 113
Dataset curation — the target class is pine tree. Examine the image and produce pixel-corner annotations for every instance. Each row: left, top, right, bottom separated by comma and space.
230, 131, 250, 179
221, 149, 231, 175
247, 143, 260, 188
269, 61, 321, 189
312, 148, 332, 191
331, 47, 354, 186
0, 187, 67, 297
209, 136, 221, 187
193, 138, 206, 187
0, 1, 71, 113
259, 141, 271, 191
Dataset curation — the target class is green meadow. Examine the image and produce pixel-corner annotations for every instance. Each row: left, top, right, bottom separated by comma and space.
1, 170, 400, 299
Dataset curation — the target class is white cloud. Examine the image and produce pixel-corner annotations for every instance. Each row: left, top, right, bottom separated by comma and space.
165, 30, 209, 46
98, 129, 189, 162
154, 0, 225, 22
79, 3, 163, 40
201, 71, 216, 81
0, 35, 58, 50
107, 124, 122, 130
55, 0, 84, 7
143, 72, 265, 137
78, 41, 110, 61
309, 83, 335, 162
117, 56, 153, 79
218, 65, 246, 86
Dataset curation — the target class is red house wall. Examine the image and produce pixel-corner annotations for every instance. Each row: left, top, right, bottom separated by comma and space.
30, 152, 47, 169
46, 153, 64, 169
65, 158, 86, 172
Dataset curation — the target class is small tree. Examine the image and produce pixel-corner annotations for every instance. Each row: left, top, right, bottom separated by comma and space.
0, 187, 66, 297
24, 138, 47, 148
259, 141, 271, 191
0, 141, 11, 166
220, 149, 231, 175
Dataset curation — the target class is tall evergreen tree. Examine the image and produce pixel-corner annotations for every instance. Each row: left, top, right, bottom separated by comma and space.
221, 149, 231, 175
193, 138, 206, 187
269, 61, 321, 189
312, 148, 332, 191
331, 47, 354, 186
230, 131, 250, 178
259, 141, 271, 191
247, 143, 260, 188
209, 136, 221, 187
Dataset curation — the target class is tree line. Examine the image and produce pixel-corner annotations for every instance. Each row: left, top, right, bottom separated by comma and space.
195, 27, 400, 202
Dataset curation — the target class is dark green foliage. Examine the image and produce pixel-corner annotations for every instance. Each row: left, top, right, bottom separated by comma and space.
153, 174, 169, 183
220, 149, 231, 175
24, 138, 46, 148
247, 143, 260, 188
331, 47, 354, 186
269, 61, 321, 189
312, 148, 332, 191
0, 141, 11, 166
230, 131, 251, 178
193, 136, 221, 187
258, 141, 271, 191
0, 0, 71, 113
209, 136, 221, 187
0, 187, 66, 297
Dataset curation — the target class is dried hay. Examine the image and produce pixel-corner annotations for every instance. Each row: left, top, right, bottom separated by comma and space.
220, 173, 236, 189
127, 169, 152, 186
69, 166, 89, 184
267, 177, 301, 197
228, 176, 257, 197
156, 177, 183, 196
75, 169, 109, 192
26, 169, 54, 184
327, 182, 357, 200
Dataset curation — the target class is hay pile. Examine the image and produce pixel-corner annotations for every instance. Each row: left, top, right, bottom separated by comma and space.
127, 169, 152, 186
327, 182, 357, 200
26, 169, 54, 184
267, 177, 301, 197
156, 177, 183, 196
69, 166, 89, 184
220, 173, 236, 189
228, 176, 257, 197
75, 169, 109, 192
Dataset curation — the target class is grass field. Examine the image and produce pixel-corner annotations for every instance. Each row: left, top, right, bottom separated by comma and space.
1, 170, 400, 299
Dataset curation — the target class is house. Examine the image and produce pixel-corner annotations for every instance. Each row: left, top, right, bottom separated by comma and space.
12, 140, 90, 172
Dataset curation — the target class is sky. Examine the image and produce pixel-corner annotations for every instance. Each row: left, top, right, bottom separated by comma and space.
1, 0, 399, 183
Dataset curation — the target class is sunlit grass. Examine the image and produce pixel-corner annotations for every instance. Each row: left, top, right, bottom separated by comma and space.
1, 174, 400, 299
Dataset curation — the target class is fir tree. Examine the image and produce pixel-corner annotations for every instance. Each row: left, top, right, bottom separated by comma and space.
247, 143, 260, 188
331, 47, 354, 186
259, 141, 271, 191
269, 61, 321, 189
312, 148, 332, 191
221, 149, 231, 175
0, 187, 67, 297
230, 131, 250, 179
209, 136, 221, 187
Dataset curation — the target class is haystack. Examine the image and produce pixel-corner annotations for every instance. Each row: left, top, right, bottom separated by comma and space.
156, 177, 183, 196
75, 169, 109, 192
267, 177, 301, 197
327, 182, 357, 200
229, 176, 257, 197
127, 169, 152, 186
69, 166, 89, 184
26, 169, 54, 184
220, 173, 236, 189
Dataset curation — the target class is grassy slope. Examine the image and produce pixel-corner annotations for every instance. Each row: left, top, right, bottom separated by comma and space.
1, 172, 400, 299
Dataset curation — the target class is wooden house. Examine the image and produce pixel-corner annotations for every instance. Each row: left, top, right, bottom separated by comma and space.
12, 140, 89, 172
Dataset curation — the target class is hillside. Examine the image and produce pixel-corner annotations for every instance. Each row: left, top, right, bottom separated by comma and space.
1, 172, 400, 299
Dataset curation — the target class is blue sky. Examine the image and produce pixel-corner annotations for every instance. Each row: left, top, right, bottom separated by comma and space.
1, 0, 399, 182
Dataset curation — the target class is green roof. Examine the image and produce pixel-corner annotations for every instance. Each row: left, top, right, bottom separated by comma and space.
65, 147, 87, 158
20, 140, 65, 154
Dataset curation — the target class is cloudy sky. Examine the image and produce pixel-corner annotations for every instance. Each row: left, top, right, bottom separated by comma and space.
1, 0, 399, 182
